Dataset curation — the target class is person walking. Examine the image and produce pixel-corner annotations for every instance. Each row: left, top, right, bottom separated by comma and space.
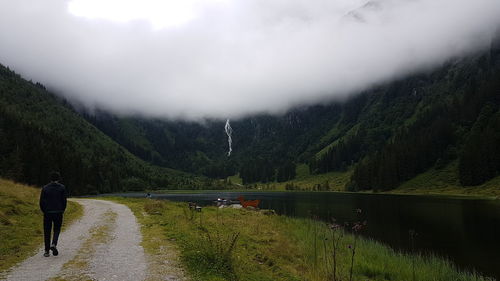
39, 172, 67, 257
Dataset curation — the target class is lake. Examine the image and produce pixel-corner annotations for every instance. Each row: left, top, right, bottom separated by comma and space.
104, 191, 500, 279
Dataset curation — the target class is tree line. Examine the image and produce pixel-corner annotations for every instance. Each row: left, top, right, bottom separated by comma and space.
0, 64, 202, 194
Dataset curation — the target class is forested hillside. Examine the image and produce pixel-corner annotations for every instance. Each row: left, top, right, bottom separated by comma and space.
0, 65, 203, 195
83, 42, 500, 191
2, 42, 499, 194
348, 53, 500, 191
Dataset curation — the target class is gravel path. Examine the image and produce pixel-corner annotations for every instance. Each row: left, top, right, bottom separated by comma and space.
87, 201, 147, 281
2, 199, 150, 281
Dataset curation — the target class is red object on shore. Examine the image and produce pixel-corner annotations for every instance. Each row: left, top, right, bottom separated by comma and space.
237, 196, 260, 208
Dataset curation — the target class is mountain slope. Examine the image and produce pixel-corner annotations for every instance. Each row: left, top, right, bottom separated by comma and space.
83, 43, 500, 191
348, 48, 500, 191
0, 65, 202, 195
2, 41, 499, 193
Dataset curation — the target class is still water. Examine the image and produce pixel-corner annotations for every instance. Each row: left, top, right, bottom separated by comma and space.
106, 191, 500, 279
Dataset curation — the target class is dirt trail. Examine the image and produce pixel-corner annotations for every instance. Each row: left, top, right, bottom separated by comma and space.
1, 199, 184, 281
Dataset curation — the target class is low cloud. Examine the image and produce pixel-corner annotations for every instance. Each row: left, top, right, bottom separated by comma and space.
1, 0, 499, 120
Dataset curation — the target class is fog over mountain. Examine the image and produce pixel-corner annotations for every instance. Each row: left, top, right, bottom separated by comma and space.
0, 0, 499, 120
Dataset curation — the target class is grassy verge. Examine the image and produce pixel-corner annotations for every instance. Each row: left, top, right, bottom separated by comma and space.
393, 161, 500, 198
0, 178, 84, 272
113, 197, 493, 281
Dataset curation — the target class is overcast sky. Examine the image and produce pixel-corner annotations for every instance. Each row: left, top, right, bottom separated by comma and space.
0, 0, 499, 120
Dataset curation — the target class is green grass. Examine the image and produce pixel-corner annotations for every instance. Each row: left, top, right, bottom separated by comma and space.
245, 160, 499, 197
316, 125, 360, 158
113, 197, 493, 281
0, 178, 83, 272
249, 165, 352, 191
162, 160, 498, 199
393, 161, 500, 198
227, 174, 243, 185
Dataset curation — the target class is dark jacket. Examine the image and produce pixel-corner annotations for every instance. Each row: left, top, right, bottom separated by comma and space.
39, 182, 67, 214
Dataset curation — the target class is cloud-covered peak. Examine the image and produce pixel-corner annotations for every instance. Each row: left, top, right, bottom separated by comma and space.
0, 0, 499, 120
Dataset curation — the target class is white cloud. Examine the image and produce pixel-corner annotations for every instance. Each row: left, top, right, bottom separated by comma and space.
0, 0, 499, 120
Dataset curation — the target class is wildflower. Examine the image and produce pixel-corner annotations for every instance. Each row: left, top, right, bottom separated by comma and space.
352, 222, 365, 232
329, 223, 342, 230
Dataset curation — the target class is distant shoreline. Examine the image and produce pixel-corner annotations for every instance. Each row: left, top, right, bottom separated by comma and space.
81, 188, 499, 201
